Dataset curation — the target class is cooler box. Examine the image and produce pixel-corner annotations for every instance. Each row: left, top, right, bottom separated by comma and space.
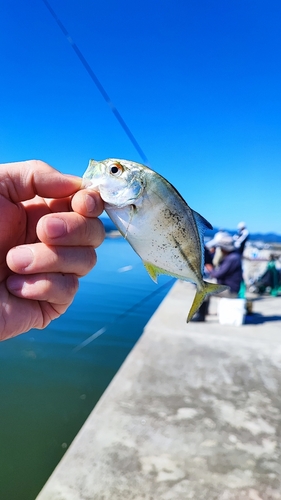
217, 298, 246, 326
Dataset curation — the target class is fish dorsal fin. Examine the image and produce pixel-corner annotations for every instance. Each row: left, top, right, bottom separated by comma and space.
192, 210, 213, 232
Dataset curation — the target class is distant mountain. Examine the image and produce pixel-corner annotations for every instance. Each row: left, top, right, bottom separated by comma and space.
101, 218, 281, 244
206, 228, 281, 244
249, 233, 281, 243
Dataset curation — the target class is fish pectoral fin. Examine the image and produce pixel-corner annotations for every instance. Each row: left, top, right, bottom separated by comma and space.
124, 205, 136, 240
144, 261, 180, 284
143, 262, 161, 283
187, 281, 228, 322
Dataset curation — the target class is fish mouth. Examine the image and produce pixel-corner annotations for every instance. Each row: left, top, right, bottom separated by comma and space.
82, 165, 146, 206
82, 177, 101, 190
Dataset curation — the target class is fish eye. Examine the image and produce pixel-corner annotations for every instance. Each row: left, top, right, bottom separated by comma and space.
110, 163, 123, 176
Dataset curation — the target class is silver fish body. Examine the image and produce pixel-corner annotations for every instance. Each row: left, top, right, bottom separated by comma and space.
83, 158, 227, 321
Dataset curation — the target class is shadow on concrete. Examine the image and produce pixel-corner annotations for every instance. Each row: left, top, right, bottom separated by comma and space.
245, 313, 281, 324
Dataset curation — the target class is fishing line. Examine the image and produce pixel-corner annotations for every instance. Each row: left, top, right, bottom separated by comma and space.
73, 277, 175, 352
73, 327, 106, 353
41, 0, 149, 166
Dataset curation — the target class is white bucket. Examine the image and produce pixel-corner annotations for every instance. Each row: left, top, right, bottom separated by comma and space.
217, 298, 246, 326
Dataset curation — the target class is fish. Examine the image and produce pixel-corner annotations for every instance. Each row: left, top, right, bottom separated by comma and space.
83, 158, 228, 321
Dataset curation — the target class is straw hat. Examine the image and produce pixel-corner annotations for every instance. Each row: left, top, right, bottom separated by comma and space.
215, 234, 235, 252
206, 231, 229, 249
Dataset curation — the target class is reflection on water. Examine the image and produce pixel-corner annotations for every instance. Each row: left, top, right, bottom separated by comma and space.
0, 239, 174, 500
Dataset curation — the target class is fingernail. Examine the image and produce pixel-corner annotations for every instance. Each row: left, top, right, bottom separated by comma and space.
45, 217, 67, 239
7, 276, 25, 294
85, 194, 96, 213
8, 247, 34, 271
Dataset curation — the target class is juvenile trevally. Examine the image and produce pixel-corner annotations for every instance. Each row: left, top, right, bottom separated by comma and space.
83, 159, 228, 321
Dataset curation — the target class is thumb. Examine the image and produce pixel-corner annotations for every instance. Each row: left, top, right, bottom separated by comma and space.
1, 160, 82, 202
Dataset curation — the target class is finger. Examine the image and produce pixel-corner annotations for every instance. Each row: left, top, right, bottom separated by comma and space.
0, 286, 48, 340
36, 212, 105, 247
71, 189, 104, 217
7, 244, 97, 277
1, 160, 82, 202
6, 272, 79, 305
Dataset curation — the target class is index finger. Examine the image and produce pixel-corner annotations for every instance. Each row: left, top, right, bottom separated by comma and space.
1, 160, 82, 202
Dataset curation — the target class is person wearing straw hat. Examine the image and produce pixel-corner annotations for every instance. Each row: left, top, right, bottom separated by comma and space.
210, 234, 243, 296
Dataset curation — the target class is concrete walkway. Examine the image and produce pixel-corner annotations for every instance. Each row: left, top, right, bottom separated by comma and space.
36, 282, 281, 500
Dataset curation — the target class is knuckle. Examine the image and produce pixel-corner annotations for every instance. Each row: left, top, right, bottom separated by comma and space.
91, 192, 104, 215
96, 218, 106, 244
56, 273, 79, 299
85, 218, 105, 247
50, 272, 79, 298
27, 159, 48, 171
67, 273, 79, 295
82, 248, 97, 273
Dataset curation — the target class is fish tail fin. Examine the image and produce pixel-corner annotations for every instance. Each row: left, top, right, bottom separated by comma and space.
187, 281, 228, 322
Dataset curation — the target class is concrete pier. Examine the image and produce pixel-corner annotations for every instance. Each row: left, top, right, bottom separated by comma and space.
36, 282, 281, 500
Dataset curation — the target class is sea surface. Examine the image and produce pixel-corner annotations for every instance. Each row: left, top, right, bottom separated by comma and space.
0, 238, 174, 500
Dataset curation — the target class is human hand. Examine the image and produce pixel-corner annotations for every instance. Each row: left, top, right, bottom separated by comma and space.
1, 160, 105, 340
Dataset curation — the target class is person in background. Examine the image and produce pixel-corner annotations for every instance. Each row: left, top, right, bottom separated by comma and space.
192, 236, 243, 322
233, 221, 249, 255
206, 230, 229, 267
253, 254, 280, 296
0, 160, 105, 341
210, 234, 243, 296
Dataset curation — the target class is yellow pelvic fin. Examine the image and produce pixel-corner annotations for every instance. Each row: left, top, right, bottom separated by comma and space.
187, 281, 228, 322
143, 262, 160, 283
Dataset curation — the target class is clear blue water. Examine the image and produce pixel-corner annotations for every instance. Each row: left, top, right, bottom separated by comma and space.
0, 238, 174, 500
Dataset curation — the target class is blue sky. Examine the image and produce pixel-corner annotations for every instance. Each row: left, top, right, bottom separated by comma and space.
1, 0, 280, 234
